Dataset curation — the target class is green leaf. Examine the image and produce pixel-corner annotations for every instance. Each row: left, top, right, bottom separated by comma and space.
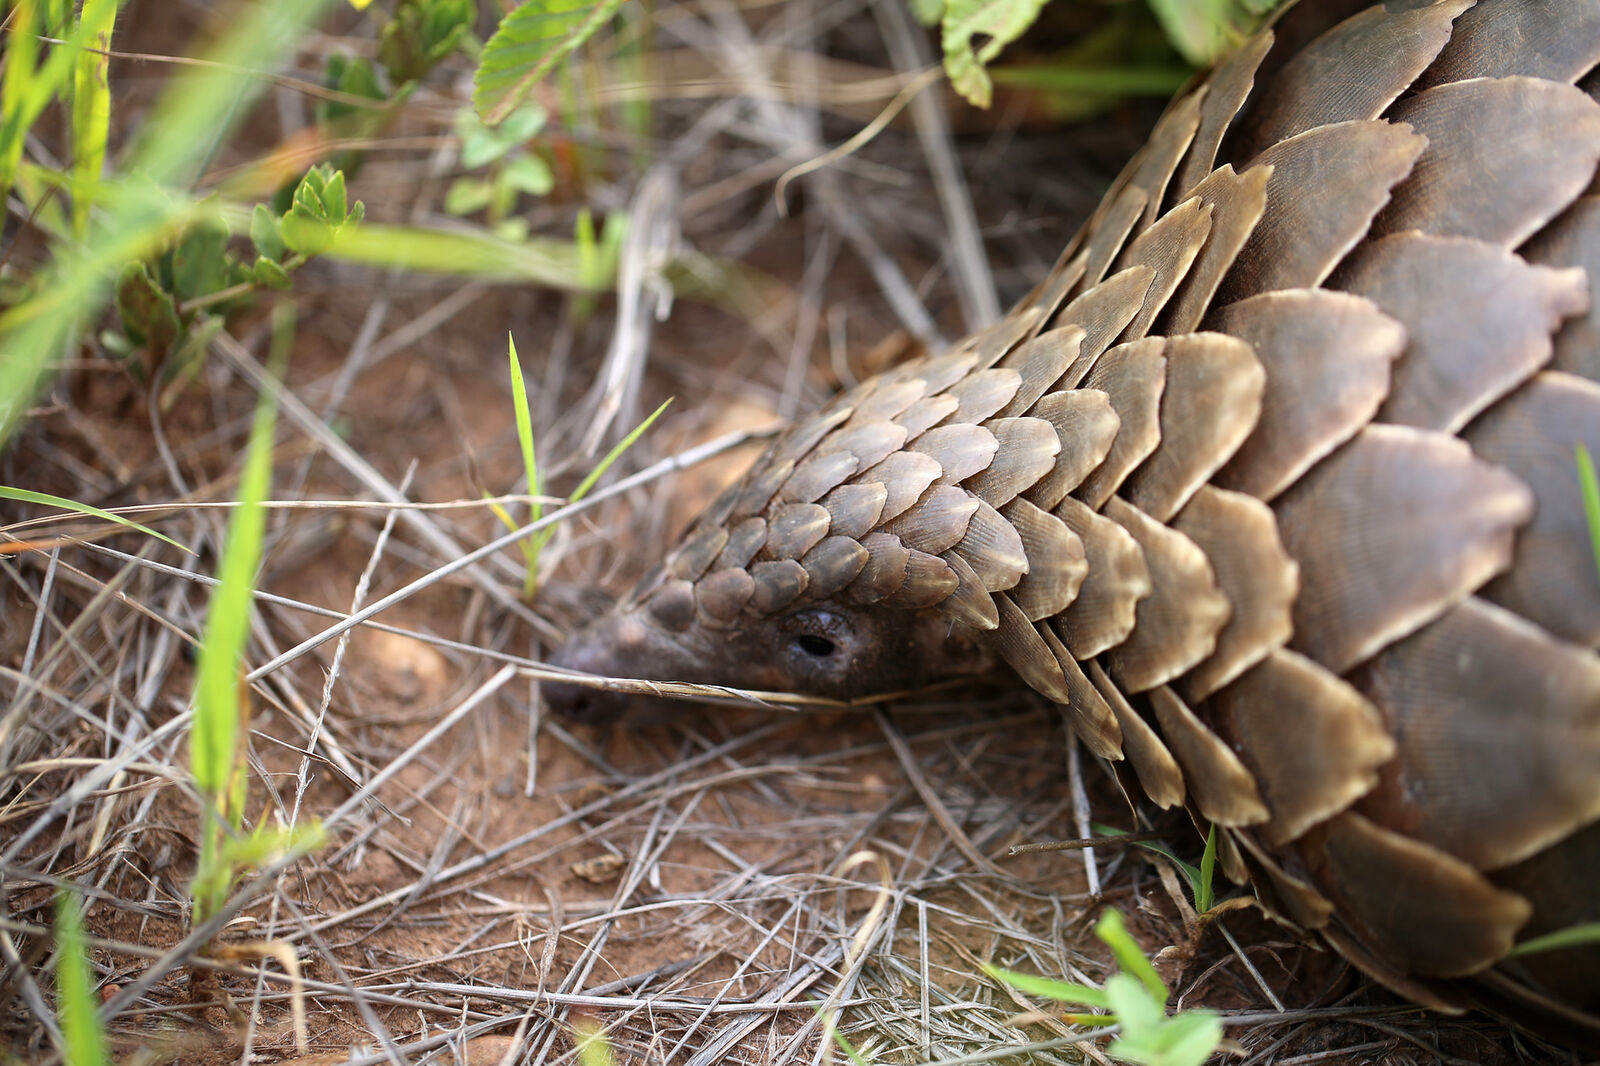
940, 0, 1051, 109
115, 261, 180, 356
493, 217, 530, 241
1197, 823, 1217, 913
318, 53, 386, 126
459, 126, 506, 169
473, 0, 626, 125
55, 891, 110, 1066
573, 1017, 616, 1066
279, 213, 335, 255
500, 102, 549, 143
250, 203, 287, 260
1105, 972, 1162, 1034
1108, 1003, 1223, 1066
1100, 825, 1207, 908
983, 964, 1111, 1010
222, 818, 326, 868
445, 176, 494, 215
1150, 1011, 1226, 1066
1096, 909, 1167, 1003
322, 168, 348, 221
252, 256, 292, 290
0, 486, 189, 552
501, 153, 554, 195
293, 168, 330, 221
170, 214, 231, 302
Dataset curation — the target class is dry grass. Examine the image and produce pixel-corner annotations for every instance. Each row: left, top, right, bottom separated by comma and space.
0, 1, 1577, 1064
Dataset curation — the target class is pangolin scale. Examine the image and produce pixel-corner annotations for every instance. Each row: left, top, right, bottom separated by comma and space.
548, 0, 1600, 1044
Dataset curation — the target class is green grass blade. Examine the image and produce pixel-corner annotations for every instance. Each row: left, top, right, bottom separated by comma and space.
2, 3, 110, 205
522, 398, 672, 592
0, 485, 189, 552
984, 964, 1112, 1010
192, 335, 282, 797
566, 398, 672, 505
325, 221, 609, 288
1196, 823, 1217, 914
1577, 444, 1600, 582
1509, 922, 1600, 957
54, 891, 110, 1066
507, 334, 543, 598
70, 0, 121, 238
1094, 822, 1209, 908
189, 313, 287, 925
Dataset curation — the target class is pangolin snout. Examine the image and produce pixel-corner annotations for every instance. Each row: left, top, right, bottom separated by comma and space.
543, 611, 700, 723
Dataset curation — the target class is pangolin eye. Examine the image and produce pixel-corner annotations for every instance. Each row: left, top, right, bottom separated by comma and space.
796, 633, 837, 657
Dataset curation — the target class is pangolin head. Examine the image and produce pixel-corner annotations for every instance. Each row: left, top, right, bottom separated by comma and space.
539, 347, 1082, 721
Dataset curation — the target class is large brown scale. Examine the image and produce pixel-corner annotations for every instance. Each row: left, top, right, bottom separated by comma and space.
547, 0, 1600, 1045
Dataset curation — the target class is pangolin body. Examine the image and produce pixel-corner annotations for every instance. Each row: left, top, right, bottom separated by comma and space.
548, 0, 1600, 1043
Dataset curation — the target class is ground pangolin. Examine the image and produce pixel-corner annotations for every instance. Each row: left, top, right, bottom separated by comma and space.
545, 0, 1600, 1044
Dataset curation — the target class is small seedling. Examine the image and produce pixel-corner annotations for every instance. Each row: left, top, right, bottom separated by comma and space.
1096, 822, 1221, 916
490, 333, 670, 598
107, 166, 363, 376
446, 105, 554, 240
989, 909, 1223, 1066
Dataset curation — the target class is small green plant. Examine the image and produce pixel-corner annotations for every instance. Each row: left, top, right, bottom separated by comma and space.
446, 105, 555, 240
377, 0, 476, 85
490, 333, 670, 598
189, 318, 325, 928
1095, 822, 1223, 916
106, 165, 363, 385
911, 0, 1291, 109
989, 909, 1223, 1066
54, 890, 111, 1066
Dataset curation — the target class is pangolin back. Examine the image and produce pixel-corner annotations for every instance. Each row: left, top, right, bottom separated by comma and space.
549, 0, 1600, 1043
